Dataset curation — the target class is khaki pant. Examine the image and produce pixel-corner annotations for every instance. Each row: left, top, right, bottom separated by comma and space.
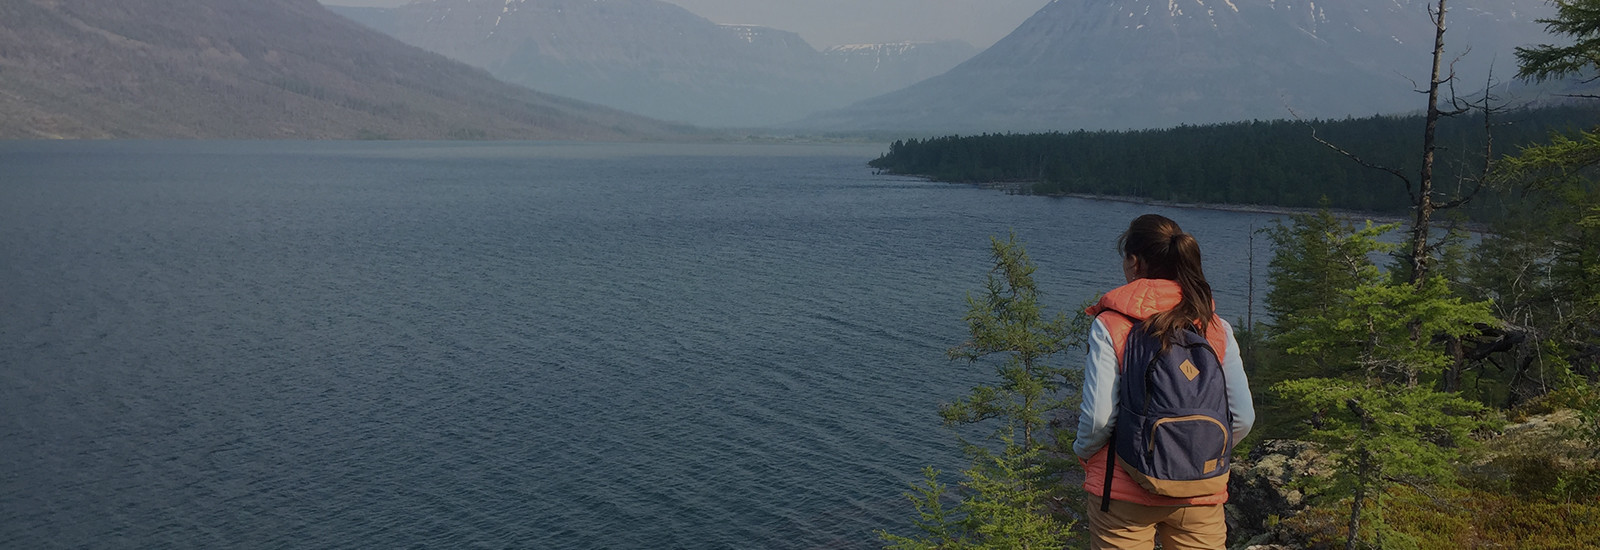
1086, 497, 1226, 550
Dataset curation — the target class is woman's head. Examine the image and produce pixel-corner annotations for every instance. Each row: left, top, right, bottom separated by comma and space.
1118, 214, 1213, 339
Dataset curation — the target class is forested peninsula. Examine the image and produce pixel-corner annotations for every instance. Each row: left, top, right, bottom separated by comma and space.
868, 105, 1600, 216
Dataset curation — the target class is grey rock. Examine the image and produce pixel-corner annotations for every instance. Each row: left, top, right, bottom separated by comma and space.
1227, 440, 1330, 546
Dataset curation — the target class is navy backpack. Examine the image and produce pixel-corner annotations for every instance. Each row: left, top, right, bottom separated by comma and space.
1100, 320, 1234, 511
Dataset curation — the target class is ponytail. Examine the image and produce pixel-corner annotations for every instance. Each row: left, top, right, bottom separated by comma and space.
1119, 215, 1214, 344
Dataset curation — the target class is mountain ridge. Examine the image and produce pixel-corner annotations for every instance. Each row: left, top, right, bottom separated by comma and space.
334, 0, 976, 128
0, 0, 694, 139
796, 0, 1555, 134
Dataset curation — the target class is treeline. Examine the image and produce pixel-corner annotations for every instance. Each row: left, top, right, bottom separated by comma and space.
868, 105, 1600, 215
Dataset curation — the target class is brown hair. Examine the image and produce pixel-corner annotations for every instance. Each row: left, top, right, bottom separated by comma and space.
1118, 214, 1213, 342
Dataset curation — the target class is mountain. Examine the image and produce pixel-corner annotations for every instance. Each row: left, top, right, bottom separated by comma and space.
823, 41, 981, 99
798, 0, 1556, 134
332, 0, 975, 128
0, 0, 693, 139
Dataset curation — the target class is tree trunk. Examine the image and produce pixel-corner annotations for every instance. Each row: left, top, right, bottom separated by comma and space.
1345, 449, 1371, 550
1444, 336, 1465, 393
1412, 0, 1450, 286
1346, 400, 1377, 550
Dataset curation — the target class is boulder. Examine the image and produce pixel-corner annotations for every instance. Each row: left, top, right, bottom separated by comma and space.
1227, 440, 1330, 546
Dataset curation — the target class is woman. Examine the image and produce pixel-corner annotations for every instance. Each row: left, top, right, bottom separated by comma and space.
1073, 214, 1255, 550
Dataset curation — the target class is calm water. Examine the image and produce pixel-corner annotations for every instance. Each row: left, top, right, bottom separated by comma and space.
0, 141, 1279, 549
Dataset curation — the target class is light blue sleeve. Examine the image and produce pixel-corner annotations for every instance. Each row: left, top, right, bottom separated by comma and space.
1073, 317, 1120, 459
1219, 319, 1256, 445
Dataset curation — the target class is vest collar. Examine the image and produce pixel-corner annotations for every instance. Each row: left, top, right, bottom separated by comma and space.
1085, 278, 1183, 320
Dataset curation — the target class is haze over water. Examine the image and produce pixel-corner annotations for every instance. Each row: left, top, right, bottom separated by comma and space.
0, 141, 1277, 548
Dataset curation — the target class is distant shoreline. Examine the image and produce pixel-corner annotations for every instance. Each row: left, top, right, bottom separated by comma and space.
939, 177, 1441, 229
1053, 192, 1412, 225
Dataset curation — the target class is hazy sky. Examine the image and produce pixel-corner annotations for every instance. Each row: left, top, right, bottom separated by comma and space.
320, 0, 1053, 49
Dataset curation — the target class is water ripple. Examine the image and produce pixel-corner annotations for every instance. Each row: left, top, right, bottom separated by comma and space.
1, 141, 1282, 549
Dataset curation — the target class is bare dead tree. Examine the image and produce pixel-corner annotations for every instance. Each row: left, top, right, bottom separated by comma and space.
1412, 0, 1456, 283
1298, 0, 1502, 287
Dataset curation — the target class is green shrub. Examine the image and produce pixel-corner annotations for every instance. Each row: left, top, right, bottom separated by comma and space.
1515, 386, 1600, 420
1276, 483, 1600, 549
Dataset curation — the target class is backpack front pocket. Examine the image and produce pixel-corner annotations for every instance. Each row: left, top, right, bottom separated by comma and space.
1148, 414, 1229, 478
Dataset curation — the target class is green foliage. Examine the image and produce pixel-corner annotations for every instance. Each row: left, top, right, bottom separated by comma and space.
1467, 129, 1600, 405
1470, 450, 1600, 502
1264, 214, 1395, 353
1413, 223, 1473, 294
880, 445, 1072, 550
1475, 0, 1600, 407
881, 467, 960, 549
1450, 494, 1600, 550
867, 107, 1600, 216
1263, 210, 1496, 387
1273, 504, 1350, 549
882, 234, 1081, 549
1285, 275, 1493, 386
1260, 209, 1499, 548
1517, 0, 1600, 82
1580, 397, 1600, 459
1252, 213, 1398, 440
954, 445, 1073, 549
1501, 130, 1600, 184
1519, 384, 1600, 418
1519, 386, 1600, 463
942, 232, 1083, 449
1275, 379, 1491, 485
1281, 485, 1600, 550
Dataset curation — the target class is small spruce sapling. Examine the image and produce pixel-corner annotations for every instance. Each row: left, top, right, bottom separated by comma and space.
880, 233, 1082, 549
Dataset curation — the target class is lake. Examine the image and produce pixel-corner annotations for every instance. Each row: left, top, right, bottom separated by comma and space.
0, 141, 1281, 549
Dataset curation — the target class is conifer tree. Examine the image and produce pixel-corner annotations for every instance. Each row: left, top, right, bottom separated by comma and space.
1517, 0, 1600, 87
941, 233, 1082, 450
1468, 133, 1600, 403
880, 444, 1071, 550
1264, 209, 1376, 345
880, 234, 1081, 548
1267, 214, 1496, 549
1467, 0, 1600, 407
